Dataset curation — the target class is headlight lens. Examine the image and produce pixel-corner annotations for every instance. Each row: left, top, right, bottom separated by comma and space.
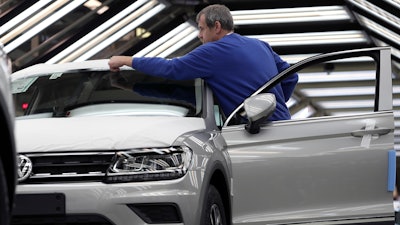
104, 146, 192, 183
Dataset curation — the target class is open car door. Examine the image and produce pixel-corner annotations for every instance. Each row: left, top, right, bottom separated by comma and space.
222, 47, 395, 225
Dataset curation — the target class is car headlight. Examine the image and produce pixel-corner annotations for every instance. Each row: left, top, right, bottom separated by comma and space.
104, 146, 192, 183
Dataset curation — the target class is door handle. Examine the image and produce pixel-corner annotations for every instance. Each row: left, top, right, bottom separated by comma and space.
351, 127, 392, 137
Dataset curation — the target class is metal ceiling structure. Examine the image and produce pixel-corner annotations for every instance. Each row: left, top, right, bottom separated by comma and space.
0, 0, 399, 148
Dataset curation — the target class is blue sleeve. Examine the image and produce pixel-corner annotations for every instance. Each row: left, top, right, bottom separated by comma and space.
132, 45, 215, 80
270, 46, 299, 101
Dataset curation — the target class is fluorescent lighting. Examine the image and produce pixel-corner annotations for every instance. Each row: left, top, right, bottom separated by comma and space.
282, 54, 374, 64
291, 106, 316, 119
298, 70, 377, 83
74, 1, 166, 61
318, 100, 374, 109
47, 0, 156, 63
393, 85, 400, 94
348, 0, 400, 29
395, 111, 400, 118
1, 0, 64, 45
48, 0, 154, 63
248, 30, 367, 46
0, 0, 52, 37
134, 22, 193, 57
232, 6, 350, 25
355, 14, 400, 44
84, 0, 101, 10
4, 0, 86, 53
149, 26, 196, 57
158, 30, 198, 57
134, 22, 198, 58
285, 97, 298, 108
300, 86, 375, 97
394, 99, 400, 108
384, 0, 400, 9
84, 0, 109, 14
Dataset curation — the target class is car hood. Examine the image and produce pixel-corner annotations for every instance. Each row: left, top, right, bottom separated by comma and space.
15, 116, 206, 153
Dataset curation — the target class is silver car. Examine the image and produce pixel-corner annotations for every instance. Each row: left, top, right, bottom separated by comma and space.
11, 47, 395, 225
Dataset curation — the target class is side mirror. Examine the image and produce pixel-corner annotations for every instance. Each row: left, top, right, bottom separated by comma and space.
244, 93, 276, 134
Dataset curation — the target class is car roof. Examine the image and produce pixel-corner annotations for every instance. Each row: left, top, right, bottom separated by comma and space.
11, 59, 132, 81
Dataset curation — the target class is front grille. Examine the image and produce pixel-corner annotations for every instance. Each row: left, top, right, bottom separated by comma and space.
19, 151, 115, 183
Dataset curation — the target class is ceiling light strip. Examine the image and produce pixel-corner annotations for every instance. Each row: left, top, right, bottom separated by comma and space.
301, 87, 375, 97
0, 0, 52, 37
47, 0, 152, 63
285, 55, 372, 65
134, 22, 192, 57
319, 100, 374, 109
74, 2, 166, 62
232, 6, 350, 25
291, 106, 316, 119
69, 0, 160, 62
145, 24, 197, 57
3, 0, 86, 53
394, 99, 400, 107
1, 0, 66, 45
157, 31, 199, 58
356, 14, 400, 43
383, 0, 400, 9
319, 99, 399, 108
298, 70, 377, 83
249, 30, 367, 46
348, 0, 400, 29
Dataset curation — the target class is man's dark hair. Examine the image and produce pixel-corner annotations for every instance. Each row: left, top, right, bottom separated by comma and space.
196, 4, 234, 31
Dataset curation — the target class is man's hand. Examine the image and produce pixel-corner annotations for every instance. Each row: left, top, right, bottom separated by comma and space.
108, 56, 133, 72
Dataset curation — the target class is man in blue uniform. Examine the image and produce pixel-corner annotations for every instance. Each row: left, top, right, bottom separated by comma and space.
109, 4, 298, 121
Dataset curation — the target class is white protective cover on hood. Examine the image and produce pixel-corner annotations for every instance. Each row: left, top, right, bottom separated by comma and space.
15, 116, 206, 153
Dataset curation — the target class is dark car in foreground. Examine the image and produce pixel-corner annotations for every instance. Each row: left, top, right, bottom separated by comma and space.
0, 44, 17, 225
11, 47, 395, 225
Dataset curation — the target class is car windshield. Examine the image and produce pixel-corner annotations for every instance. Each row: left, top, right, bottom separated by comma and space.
12, 70, 201, 118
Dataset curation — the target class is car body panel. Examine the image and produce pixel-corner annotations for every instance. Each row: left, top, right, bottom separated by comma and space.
16, 116, 206, 152
223, 112, 394, 224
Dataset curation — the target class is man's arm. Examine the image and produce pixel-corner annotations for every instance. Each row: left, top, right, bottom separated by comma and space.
271, 50, 299, 101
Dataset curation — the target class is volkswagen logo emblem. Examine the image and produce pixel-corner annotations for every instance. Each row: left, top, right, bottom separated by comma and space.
17, 155, 32, 182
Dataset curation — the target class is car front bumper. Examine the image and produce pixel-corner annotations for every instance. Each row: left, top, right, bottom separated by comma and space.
13, 175, 203, 225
